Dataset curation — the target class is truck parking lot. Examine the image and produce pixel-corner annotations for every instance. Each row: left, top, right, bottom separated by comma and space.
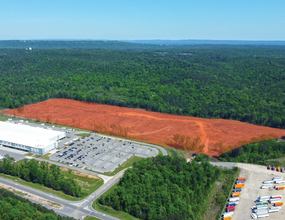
232, 163, 285, 220
50, 133, 159, 173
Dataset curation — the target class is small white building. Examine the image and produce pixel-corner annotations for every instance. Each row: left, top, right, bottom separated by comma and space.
0, 121, 66, 155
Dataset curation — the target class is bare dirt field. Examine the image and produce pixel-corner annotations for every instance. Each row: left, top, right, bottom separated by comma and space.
3, 99, 285, 156
233, 163, 285, 220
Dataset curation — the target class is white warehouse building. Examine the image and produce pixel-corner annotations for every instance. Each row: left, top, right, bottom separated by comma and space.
0, 121, 66, 155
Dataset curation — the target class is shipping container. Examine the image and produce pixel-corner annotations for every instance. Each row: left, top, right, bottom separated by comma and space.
252, 205, 268, 210
236, 181, 244, 184
234, 185, 242, 189
263, 180, 274, 184
257, 213, 269, 218
274, 180, 285, 184
261, 184, 273, 189
272, 177, 283, 180
232, 192, 240, 197
227, 205, 235, 210
228, 197, 239, 202
274, 185, 285, 188
274, 202, 283, 206
233, 189, 241, 193
269, 207, 280, 213
255, 198, 269, 203
269, 198, 281, 204
259, 195, 270, 199
256, 202, 268, 206
222, 211, 234, 218
271, 195, 282, 199
253, 209, 268, 214
222, 216, 231, 220
276, 186, 285, 190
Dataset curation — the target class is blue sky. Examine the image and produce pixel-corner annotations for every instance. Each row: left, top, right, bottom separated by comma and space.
0, 0, 284, 40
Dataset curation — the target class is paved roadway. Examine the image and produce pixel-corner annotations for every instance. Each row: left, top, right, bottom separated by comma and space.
210, 162, 237, 169
0, 170, 124, 220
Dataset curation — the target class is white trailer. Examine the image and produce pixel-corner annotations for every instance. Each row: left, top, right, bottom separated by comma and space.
257, 213, 269, 218
228, 197, 239, 202
263, 180, 274, 184
268, 207, 281, 213
274, 180, 285, 184
269, 198, 281, 204
222, 211, 234, 218
271, 195, 282, 199
259, 195, 270, 200
272, 177, 283, 180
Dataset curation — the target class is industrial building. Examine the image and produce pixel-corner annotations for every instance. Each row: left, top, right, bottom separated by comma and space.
0, 121, 66, 155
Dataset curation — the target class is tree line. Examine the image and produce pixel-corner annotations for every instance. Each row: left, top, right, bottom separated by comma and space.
219, 138, 285, 165
0, 156, 82, 197
1, 46, 285, 129
99, 155, 224, 220
0, 188, 75, 220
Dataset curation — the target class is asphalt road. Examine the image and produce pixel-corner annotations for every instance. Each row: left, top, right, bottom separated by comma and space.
0, 175, 122, 220
0, 129, 168, 219
210, 161, 237, 169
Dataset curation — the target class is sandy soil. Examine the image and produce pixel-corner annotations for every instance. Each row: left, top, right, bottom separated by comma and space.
0, 183, 62, 209
3, 99, 285, 156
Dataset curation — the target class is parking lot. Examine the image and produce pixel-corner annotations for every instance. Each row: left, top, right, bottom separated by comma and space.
50, 134, 159, 173
232, 163, 285, 220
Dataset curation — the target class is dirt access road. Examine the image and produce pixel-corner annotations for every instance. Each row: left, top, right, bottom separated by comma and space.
232, 163, 285, 220
3, 99, 285, 156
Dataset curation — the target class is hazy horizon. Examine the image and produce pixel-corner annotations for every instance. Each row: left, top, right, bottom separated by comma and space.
1, 0, 284, 41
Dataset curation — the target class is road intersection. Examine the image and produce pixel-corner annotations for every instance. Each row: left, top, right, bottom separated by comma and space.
0, 137, 167, 220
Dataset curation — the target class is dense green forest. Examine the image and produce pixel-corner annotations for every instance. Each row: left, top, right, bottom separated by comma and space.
0, 156, 82, 197
0, 188, 75, 220
219, 138, 285, 165
1, 44, 285, 128
98, 155, 224, 220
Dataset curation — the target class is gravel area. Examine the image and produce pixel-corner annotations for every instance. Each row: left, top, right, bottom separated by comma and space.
232, 163, 285, 220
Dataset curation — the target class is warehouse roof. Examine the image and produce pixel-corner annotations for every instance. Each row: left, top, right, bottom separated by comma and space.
0, 121, 65, 149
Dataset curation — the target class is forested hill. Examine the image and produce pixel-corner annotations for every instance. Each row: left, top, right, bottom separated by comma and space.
0, 40, 171, 50
1, 46, 285, 129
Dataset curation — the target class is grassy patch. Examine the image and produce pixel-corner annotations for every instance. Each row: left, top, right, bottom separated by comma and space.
86, 156, 145, 176
25, 152, 34, 156
61, 169, 104, 194
266, 156, 285, 167
93, 201, 138, 220
75, 133, 90, 138
201, 167, 240, 220
84, 217, 101, 220
35, 153, 51, 160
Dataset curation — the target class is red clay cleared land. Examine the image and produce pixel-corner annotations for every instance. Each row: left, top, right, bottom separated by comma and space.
3, 99, 285, 157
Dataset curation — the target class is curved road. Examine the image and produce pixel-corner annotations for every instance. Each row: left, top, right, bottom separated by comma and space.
0, 171, 124, 220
